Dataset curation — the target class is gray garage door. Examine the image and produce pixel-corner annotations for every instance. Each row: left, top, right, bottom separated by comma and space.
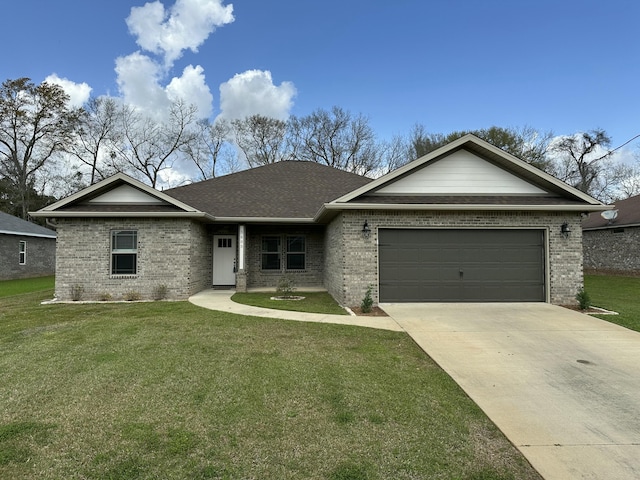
379, 229, 545, 302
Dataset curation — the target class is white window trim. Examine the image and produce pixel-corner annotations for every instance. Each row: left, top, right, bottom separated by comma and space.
111, 230, 138, 276
19, 240, 26, 265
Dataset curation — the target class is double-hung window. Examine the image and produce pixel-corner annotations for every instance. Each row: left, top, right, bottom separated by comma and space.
19, 241, 26, 265
261, 236, 281, 270
261, 235, 306, 271
286, 236, 305, 270
111, 230, 138, 275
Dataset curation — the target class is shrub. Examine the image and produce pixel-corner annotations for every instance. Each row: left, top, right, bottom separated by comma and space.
70, 284, 84, 301
124, 290, 142, 302
98, 292, 113, 302
276, 275, 296, 297
361, 285, 374, 313
152, 284, 168, 300
576, 288, 591, 310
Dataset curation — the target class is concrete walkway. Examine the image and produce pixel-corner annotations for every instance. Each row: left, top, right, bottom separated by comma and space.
382, 302, 640, 480
188, 289, 403, 331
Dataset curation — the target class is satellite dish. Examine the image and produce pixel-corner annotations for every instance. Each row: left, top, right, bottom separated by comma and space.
601, 210, 618, 221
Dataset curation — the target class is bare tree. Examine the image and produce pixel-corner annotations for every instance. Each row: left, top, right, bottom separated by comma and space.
184, 118, 233, 179
111, 99, 198, 188
288, 106, 382, 175
231, 114, 289, 167
0, 77, 81, 218
68, 96, 120, 184
550, 129, 612, 195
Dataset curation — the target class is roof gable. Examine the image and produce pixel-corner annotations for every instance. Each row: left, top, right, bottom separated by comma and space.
375, 149, 548, 195
30, 173, 210, 220
332, 134, 606, 208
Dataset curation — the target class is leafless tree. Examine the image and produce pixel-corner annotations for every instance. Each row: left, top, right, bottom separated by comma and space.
184, 118, 233, 179
231, 114, 289, 167
111, 99, 198, 188
0, 77, 81, 218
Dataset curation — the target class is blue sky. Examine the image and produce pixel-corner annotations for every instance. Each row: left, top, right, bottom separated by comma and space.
1, 0, 639, 150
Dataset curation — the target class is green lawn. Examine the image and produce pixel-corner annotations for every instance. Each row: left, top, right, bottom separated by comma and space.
0, 276, 54, 298
0, 289, 541, 480
585, 274, 640, 332
232, 291, 348, 315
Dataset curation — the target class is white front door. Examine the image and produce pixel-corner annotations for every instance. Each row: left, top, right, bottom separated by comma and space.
212, 235, 237, 285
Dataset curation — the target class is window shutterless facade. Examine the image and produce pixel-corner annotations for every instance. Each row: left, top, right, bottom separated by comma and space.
111, 230, 138, 275
19, 241, 26, 265
260, 235, 306, 271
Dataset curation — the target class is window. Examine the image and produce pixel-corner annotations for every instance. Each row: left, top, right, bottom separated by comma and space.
19, 241, 26, 265
111, 230, 137, 275
261, 236, 281, 270
286, 236, 306, 270
218, 237, 233, 248
261, 235, 306, 271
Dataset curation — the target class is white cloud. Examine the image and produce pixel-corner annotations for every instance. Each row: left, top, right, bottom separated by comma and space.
218, 70, 296, 121
44, 74, 92, 108
166, 65, 213, 118
115, 52, 169, 117
126, 0, 234, 66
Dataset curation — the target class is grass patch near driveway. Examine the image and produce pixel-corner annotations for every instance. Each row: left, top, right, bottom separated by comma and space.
585, 274, 640, 332
232, 291, 349, 315
0, 292, 541, 480
0, 276, 54, 298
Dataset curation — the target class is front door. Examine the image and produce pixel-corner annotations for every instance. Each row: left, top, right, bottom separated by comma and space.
212, 235, 237, 286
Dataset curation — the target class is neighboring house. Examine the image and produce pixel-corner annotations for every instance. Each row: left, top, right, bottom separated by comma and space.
582, 193, 640, 274
31, 135, 608, 305
0, 211, 56, 280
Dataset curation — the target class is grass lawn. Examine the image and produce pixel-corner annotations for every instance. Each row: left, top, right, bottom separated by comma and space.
0, 276, 54, 298
231, 291, 348, 315
0, 289, 541, 480
585, 274, 640, 332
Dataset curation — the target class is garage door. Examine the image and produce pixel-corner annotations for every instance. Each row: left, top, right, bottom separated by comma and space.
379, 229, 545, 302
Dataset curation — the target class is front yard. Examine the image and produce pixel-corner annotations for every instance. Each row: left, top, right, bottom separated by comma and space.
0, 285, 541, 480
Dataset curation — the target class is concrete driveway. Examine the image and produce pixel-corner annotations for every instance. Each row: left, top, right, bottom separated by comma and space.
381, 302, 640, 480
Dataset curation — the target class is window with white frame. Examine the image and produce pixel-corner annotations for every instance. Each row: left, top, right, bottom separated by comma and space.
19, 241, 26, 265
111, 230, 138, 275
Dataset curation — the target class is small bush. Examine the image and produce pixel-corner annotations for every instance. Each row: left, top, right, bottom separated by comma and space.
70, 284, 84, 301
576, 288, 591, 310
152, 284, 168, 301
124, 290, 142, 302
98, 292, 113, 302
276, 275, 296, 297
361, 285, 374, 313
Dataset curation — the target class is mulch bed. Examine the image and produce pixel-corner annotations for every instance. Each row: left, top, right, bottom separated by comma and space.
350, 306, 389, 316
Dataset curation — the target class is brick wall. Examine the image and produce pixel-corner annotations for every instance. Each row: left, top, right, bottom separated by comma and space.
332, 210, 583, 307
324, 215, 346, 304
0, 234, 56, 280
583, 227, 640, 274
245, 225, 324, 289
54, 218, 211, 301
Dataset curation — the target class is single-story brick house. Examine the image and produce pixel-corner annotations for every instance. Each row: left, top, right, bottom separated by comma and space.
0, 210, 56, 280
31, 135, 609, 305
582, 193, 640, 274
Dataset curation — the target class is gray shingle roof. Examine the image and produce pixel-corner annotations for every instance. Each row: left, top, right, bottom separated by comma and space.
0, 211, 56, 238
582, 194, 640, 230
165, 161, 373, 219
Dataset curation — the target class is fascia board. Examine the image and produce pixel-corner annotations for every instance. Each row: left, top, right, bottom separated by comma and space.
583, 223, 640, 231
212, 217, 316, 224
29, 211, 215, 221
0, 230, 56, 238
320, 202, 612, 213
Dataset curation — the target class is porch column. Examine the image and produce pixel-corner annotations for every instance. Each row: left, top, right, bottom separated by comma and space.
236, 224, 247, 292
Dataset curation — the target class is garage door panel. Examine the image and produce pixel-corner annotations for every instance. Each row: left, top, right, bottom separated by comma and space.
379, 229, 545, 302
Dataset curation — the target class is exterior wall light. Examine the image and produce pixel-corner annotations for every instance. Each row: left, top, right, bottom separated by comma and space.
362, 220, 371, 238
561, 222, 571, 238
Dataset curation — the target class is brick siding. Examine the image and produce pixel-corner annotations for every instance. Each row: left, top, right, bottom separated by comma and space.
326, 210, 584, 307
583, 227, 640, 274
0, 234, 56, 280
